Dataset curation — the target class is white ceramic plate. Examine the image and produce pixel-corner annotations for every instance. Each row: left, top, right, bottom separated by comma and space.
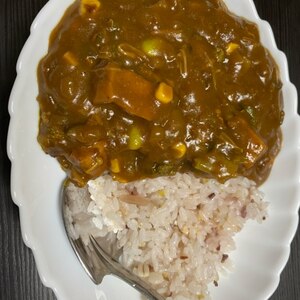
7, 0, 300, 299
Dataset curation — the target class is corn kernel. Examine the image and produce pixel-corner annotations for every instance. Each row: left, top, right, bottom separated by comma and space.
181, 225, 189, 235
80, 0, 101, 15
63, 51, 78, 66
226, 42, 239, 55
128, 126, 143, 150
172, 142, 187, 158
110, 158, 120, 173
157, 189, 165, 197
155, 82, 173, 104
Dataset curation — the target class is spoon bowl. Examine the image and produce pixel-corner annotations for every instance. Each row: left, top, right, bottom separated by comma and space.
62, 182, 164, 300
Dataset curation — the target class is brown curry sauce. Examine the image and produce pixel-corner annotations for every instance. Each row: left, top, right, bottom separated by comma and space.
37, 0, 283, 186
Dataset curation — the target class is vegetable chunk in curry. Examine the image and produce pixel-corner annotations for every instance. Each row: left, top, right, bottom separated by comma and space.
37, 0, 283, 187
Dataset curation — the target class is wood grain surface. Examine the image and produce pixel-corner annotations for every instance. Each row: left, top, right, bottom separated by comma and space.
0, 0, 299, 299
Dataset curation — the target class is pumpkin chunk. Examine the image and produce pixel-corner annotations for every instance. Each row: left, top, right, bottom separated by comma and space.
94, 67, 159, 121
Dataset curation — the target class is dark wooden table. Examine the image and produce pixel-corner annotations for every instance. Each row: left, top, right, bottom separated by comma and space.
1, 0, 299, 299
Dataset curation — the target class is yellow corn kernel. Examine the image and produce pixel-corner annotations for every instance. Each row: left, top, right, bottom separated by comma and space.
110, 158, 120, 173
226, 43, 239, 55
128, 127, 143, 150
172, 142, 187, 158
181, 225, 189, 235
80, 0, 101, 15
155, 82, 173, 104
157, 189, 165, 197
63, 51, 78, 66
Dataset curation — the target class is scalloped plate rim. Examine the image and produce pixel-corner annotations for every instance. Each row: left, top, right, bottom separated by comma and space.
7, 0, 300, 299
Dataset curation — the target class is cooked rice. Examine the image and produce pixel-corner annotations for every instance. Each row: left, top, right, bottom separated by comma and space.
65, 173, 267, 299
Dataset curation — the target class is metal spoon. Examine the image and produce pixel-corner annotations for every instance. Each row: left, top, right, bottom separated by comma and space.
62, 183, 164, 300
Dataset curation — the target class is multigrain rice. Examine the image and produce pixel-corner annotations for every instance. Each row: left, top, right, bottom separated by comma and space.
65, 173, 267, 299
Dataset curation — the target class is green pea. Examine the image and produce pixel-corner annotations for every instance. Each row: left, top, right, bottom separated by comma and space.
142, 38, 164, 57
128, 126, 143, 150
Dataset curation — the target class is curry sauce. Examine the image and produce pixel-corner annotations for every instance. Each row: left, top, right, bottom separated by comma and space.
37, 0, 283, 186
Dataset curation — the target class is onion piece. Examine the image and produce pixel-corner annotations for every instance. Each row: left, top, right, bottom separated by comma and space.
118, 43, 148, 61
177, 48, 188, 78
119, 194, 151, 206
